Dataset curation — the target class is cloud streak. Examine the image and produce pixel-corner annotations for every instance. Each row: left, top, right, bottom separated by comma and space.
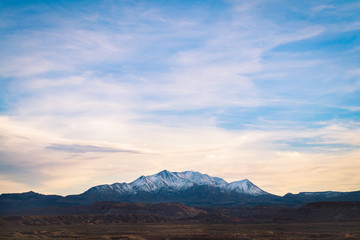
46, 144, 140, 154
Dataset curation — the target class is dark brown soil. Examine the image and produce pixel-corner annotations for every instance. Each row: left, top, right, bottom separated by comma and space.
1, 222, 360, 240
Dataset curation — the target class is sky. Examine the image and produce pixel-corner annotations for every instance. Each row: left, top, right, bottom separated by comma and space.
0, 0, 359, 196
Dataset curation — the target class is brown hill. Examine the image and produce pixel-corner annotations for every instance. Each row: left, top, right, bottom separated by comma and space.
0, 202, 211, 225
88, 201, 205, 218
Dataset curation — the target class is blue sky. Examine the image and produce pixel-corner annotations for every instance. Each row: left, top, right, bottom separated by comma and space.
0, 0, 359, 195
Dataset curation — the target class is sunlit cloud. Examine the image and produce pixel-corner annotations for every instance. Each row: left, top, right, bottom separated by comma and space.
46, 144, 141, 154
0, 0, 359, 196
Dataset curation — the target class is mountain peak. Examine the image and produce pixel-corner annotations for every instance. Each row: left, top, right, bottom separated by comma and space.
158, 169, 172, 174
129, 170, 225, 192
85, 170, 268, 197
225, 179, 267, 195
156, 170, 175, 179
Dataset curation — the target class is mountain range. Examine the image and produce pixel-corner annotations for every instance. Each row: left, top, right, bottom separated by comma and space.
1, 170, 360, 215
83, 170, 267, 197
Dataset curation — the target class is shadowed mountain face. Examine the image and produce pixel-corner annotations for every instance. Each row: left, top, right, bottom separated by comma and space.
64, 170, 278, 205
282, 191, 360, 204
0, 170, 359, 216
80, 170, 267, 198
69, 184, 280, 206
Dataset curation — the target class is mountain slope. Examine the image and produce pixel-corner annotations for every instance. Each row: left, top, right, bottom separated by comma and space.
82, 170, 266, 197
130, 170, 228, 192
224, 179, 267, 195
282, 191, 360, 204
60, 170, 276, 205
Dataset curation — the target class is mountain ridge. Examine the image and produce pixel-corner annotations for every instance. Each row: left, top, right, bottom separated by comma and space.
1, 170, 360, 215
84, 170, 267, 197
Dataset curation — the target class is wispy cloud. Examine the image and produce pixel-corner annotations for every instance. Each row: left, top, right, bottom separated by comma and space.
311, 4, 335, 13
0, 0, 359, 195
46, 144, 140, 154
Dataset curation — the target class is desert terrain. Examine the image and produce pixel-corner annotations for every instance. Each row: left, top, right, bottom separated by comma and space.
1, 221, 360, 240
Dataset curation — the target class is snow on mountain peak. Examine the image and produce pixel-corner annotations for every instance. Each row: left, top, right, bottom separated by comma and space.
87, 170, 267, 196
225, 179, 267, 195
129, 170, 227, 192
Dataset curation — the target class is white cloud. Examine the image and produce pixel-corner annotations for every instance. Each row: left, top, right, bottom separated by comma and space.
1, 114, 359, 195
0, 56, 63, 78
0, 0, 359, 196
311, 4, 335, 13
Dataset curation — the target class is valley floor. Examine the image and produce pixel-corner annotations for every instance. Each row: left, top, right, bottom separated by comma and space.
1, 222, 360, 240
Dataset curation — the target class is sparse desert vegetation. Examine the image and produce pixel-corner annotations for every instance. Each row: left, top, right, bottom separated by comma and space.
1, 222, 360, 240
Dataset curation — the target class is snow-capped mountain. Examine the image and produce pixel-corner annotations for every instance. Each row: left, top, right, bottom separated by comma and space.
85, 170, 267, 196
2, 171, 359, 214
130, 170, 228, 192
224, 179, 267, 195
